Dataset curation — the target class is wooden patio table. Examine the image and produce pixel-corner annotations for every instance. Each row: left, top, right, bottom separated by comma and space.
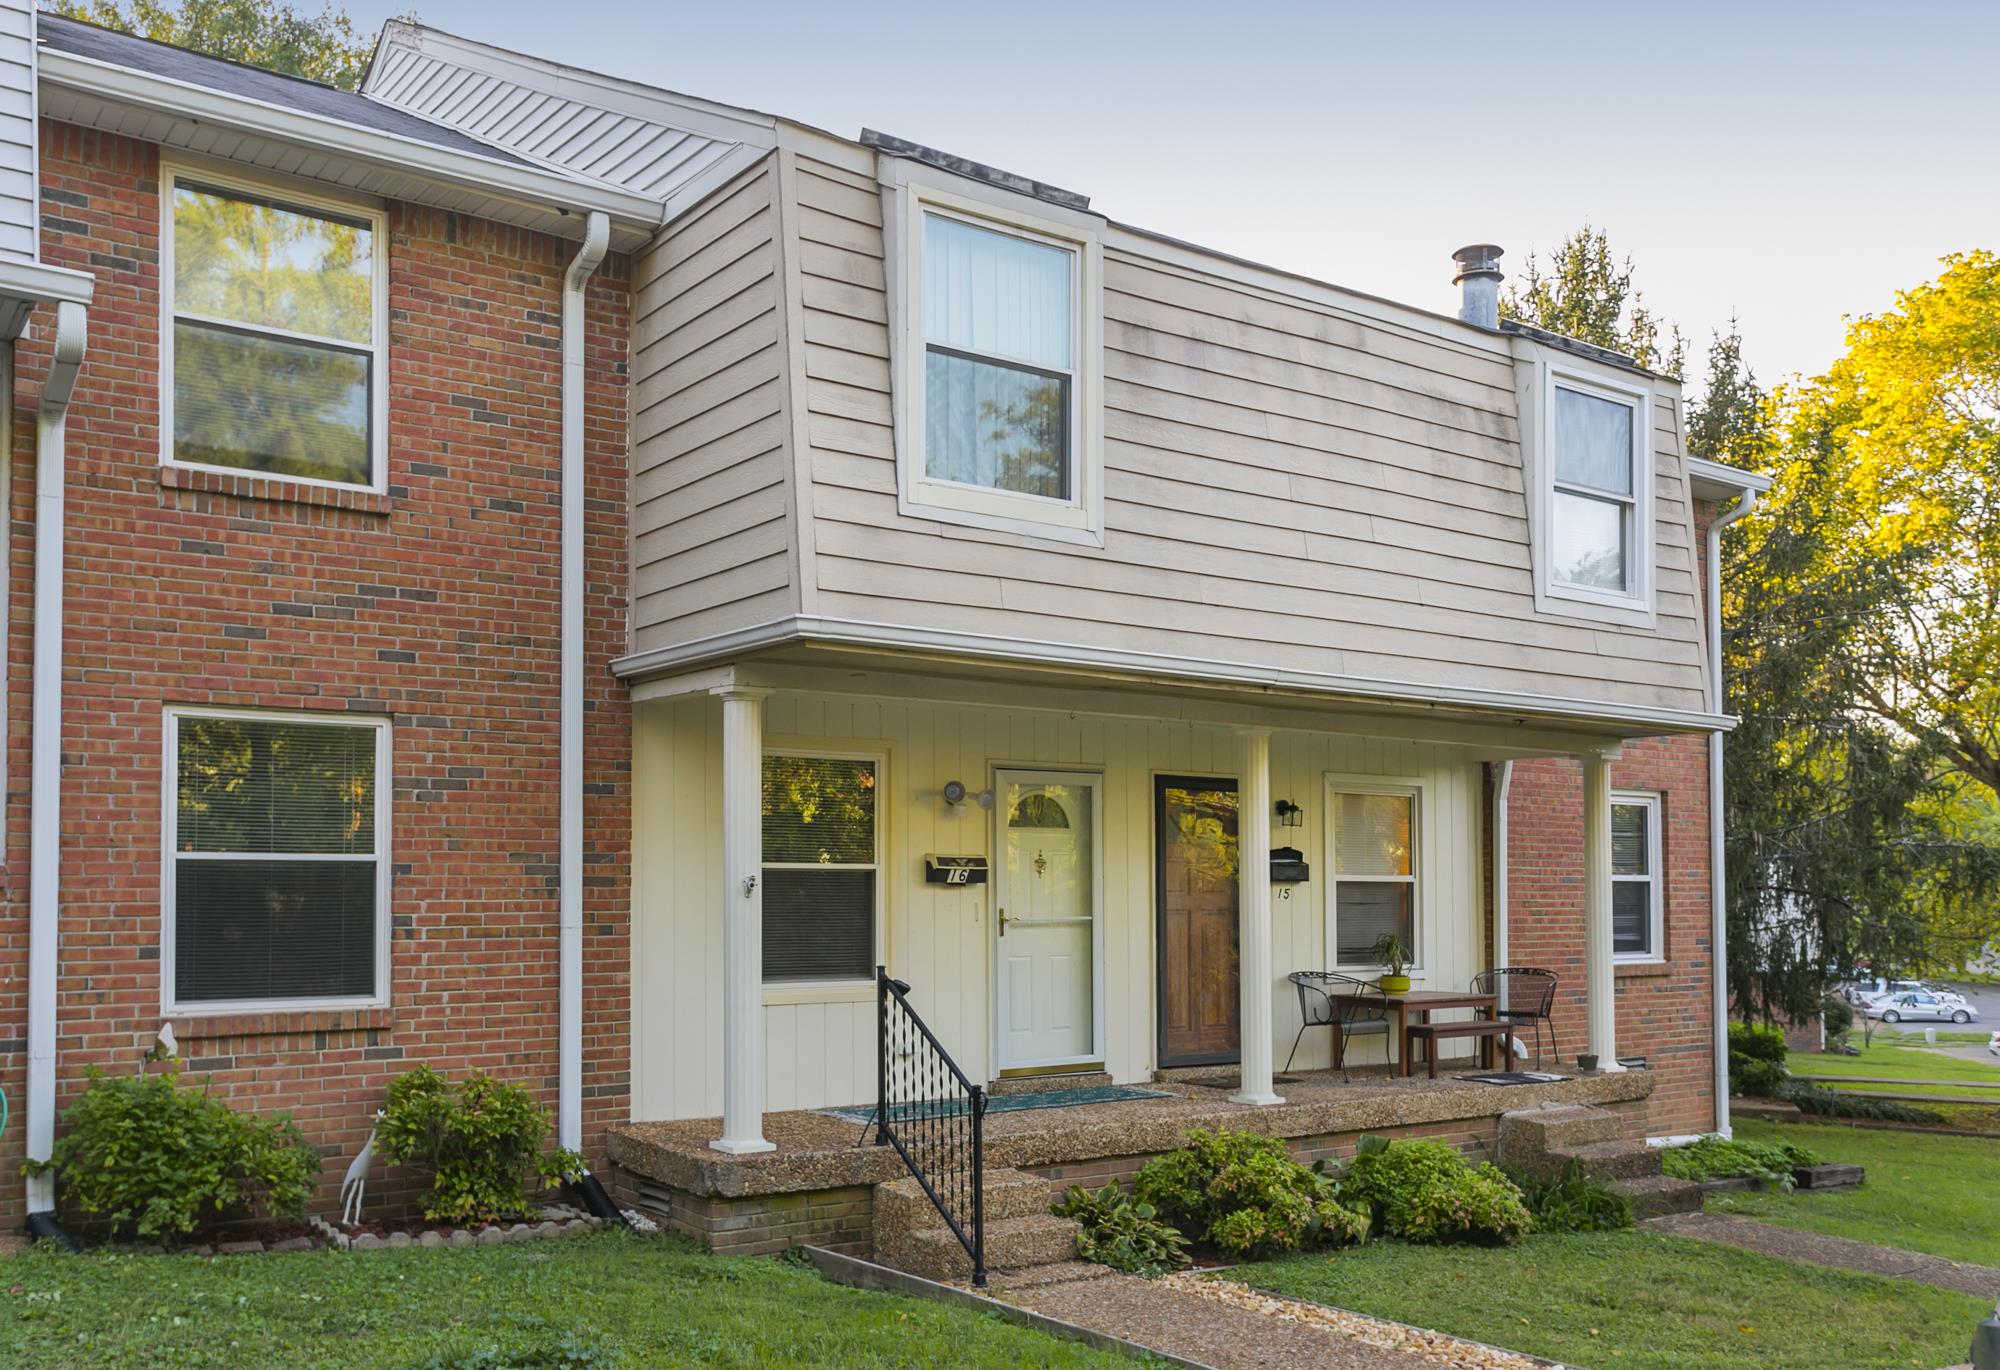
1325, 988, 1505, 1077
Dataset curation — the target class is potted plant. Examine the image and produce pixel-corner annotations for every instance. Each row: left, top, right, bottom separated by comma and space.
1372, 933, 1413, 995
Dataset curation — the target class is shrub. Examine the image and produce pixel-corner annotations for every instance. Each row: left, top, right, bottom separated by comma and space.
1731, 1053, 1789, 1098
1661, 1135, 1821, 1190
1729, 1022, 1789, 1064
1343, 1136, 1531, 1245
377, 1065, 583, 1224
1052, 1182, 1191, 1277
24, 1064, 320, 1243
1780, 1082, 1945, 1125
1513, 1162, 1633, 1233
1820, 995, 1855, 1042
1132, 1128, 1370, 1259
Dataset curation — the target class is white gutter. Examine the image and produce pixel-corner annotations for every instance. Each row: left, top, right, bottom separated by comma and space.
1493, 758, 1514, 977
1706, 487, 1759, 1138
26, 298, 89, 1214
558, 210, 609, 1155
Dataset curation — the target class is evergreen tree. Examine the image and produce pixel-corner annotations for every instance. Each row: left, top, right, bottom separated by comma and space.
1499, 225, 1686, 377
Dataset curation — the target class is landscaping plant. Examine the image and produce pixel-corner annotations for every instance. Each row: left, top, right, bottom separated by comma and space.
1512, 1161, 1633, 1233
377, 1065, 584, 1224
1132, 1128, 1370, 1259
1052, 1182, 1191, 1277
25, 1063, 320, 1243
1661, 1135, 1821, 1191
1343, 1135, 1531, 1244
1780, 1082, 1945, 1124
1729, 1022, 1791, 1098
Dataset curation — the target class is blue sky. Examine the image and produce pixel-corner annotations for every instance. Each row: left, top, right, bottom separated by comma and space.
351, 0, 1999, 390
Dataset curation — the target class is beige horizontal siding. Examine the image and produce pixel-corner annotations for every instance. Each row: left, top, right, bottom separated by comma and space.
630, 155, 796, 652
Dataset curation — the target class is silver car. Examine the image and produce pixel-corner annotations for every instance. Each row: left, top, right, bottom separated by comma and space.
1869, 990, 1978, 1025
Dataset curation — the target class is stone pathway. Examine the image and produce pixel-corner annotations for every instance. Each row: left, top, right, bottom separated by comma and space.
1647, 1211, 2000, 1299
988, 1262, 1550, 1369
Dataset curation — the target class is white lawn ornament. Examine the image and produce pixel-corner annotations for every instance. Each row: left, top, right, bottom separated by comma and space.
339, 1112, 384, 1227
149, 1021, 178, 1063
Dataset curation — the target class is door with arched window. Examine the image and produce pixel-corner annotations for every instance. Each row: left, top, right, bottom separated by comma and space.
994, 769, 1103, 1071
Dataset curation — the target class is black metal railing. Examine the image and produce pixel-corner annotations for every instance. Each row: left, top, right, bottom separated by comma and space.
874, 965, 986, 1287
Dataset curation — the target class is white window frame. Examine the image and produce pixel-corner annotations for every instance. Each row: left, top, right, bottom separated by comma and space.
161, 705, 393, 1015
1531, 358, 1655, 623
1324, 776, 1426, 974
882, 160, 1105, 546
159, 160, 390, 494
1612, 790, 1665, 964
760, 745, 885, 992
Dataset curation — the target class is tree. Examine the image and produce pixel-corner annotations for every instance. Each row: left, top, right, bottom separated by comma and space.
1500, 225, 1686, 377
49, 0, 374, 89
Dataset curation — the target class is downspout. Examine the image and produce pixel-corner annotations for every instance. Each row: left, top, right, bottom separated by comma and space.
559, 210, 609, 1162
26, 299, 88, 1230
1493, 759, 1514, 1021
1707, 488, 1757, 1138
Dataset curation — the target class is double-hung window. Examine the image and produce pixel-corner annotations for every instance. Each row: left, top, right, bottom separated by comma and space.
163, 167, 386, 490
1612, 792, 1664, 961
891, 170, 1103, 544
762, 753, 880, 984
165, 709, 390, 1011
1327, 785, 1420, 968
1538, 364, 1652, 616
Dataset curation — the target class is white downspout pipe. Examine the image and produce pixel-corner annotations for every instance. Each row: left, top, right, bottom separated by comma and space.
1707, 488, 1758, 1138
1493, 760, 1514, 972
26, 299, 89, 1215
559, 211, 609, 1155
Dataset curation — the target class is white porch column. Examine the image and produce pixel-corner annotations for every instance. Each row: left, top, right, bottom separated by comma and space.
1232, 727, 1283, 1106
713, 686, 777, 1154
1582, 750, 1625, 1072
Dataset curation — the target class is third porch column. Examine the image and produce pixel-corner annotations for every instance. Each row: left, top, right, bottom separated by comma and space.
1232, 726, 1284, 1106
1582, 749, 1625, 1072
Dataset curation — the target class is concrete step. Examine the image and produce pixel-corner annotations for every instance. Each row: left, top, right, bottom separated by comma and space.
1498, 1102, 1623, 1153
1551, 1139, 1664, 1182
987, 1070, 1113, 1097
1607, 1174, 1704, 1219
873, 1167, 1053, 1233
873, 1214, 1081, 1283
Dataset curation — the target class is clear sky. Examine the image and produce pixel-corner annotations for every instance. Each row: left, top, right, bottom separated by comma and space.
348, 0, 1999, 391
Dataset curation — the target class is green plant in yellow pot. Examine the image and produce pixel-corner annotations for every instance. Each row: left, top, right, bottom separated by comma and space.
1373, 933, 1413, 995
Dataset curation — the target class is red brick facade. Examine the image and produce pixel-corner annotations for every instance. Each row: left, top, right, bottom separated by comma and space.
0, 122, 633, 1224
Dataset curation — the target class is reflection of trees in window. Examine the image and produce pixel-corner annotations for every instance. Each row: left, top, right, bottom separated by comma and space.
762, 755, 876, 864
1168, 786, 1238, 892
1009, 790, 1072, 828
177, 716, 374, 855
981, 376, 1068, 500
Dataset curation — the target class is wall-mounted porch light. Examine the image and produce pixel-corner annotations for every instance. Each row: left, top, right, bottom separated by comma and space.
1275, 798, 1305, 829
942, 780, 995, 810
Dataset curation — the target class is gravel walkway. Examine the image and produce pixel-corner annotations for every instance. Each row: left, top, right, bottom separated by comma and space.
1647, 1211, 2000, 1298
989, 1263, 1551, 1369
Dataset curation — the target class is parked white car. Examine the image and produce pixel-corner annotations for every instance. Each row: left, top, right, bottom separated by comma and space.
1868, 991, 1978, 1024
1990, 1030, 2000, 1057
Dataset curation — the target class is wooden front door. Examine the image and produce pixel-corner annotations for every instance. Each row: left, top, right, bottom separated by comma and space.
1156, 776, 1240, 1066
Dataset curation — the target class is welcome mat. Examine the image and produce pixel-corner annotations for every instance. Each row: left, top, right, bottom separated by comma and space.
1455, 1071, 1571, 1086
821, 1084, 1172, 1125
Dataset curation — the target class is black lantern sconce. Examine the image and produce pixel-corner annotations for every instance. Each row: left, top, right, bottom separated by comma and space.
1275, 798, 1304, 829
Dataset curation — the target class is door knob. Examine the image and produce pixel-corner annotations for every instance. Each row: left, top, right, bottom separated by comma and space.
998, 907, 1010, 936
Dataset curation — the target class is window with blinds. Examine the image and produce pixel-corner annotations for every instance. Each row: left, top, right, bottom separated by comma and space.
1329, 788, 1418, 966
762, 754, 879, 983
167, 711, 387, 1008
1612, 793, 1663, 959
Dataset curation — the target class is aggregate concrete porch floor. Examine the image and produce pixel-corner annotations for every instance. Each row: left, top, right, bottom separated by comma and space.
608, 1067, 1653, 1199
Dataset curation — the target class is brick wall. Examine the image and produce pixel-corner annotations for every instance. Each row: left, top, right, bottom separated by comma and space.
0, 122, 633, 1224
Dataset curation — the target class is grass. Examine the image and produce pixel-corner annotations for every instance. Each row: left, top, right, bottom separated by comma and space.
1228, 1229, 1987, 1370
1790, 1039, 2000, 1087
1710, 1119, 2000, 1268
0, 1232, 1127, 1369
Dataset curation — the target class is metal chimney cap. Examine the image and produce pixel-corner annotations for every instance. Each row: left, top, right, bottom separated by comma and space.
1452, 243, 1505, 283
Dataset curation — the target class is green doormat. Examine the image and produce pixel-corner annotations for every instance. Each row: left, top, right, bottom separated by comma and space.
821, 1084, 1171, 1125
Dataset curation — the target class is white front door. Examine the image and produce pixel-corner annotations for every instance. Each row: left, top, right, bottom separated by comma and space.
995, 769, 1102, 1071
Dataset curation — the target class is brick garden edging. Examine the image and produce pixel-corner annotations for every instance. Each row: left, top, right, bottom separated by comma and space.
157, 1205, 655, 1256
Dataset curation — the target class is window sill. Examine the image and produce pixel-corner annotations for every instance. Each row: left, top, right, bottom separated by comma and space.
1614, 960, 1674, 978
162, 463, 392, 515
167, 1006, 393, 1040
763, 983, 874, 1007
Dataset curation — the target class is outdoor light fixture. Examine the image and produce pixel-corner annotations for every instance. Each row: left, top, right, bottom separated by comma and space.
942, 780, 994, 809
1275, 798, 1304, 828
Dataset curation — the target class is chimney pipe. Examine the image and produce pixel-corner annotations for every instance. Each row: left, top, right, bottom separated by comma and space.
1453, 243, 1504, 330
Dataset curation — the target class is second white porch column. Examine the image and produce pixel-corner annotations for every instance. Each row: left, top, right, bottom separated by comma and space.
1582, 751, 1625, 1072
713, 686, 777, 1154
1232, 727, 1283, 1106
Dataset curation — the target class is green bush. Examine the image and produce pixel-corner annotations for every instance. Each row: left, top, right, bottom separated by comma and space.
1512, 1162, 1633, 1233
1780, 1082, 1946, 1125
377, 1066, 582, 1224
24, 1064, 320, 1243
1132, 1128, 1370, 1260
1730, 1022, 1789, 1065
1344, 1136, 1531, 1245
1661, 1135, 1821, 1190
1730, 1052, 1790, 1098
1052, 1182, 1191, 1277
1820, 995, 1855, 1042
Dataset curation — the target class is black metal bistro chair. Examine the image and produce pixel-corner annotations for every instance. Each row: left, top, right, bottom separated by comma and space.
1286, 971, 1393, 1079
1471, 967, 1560, 1068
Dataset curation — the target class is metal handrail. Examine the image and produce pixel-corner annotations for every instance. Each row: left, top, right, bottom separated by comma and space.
874, 965, 986, 1287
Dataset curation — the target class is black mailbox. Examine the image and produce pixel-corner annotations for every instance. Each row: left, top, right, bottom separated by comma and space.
1269, 846, 1310, 883
924, 854, 990, 886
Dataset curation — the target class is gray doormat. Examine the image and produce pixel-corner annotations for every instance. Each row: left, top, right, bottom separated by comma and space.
1455, 1071, 1572, 1086
821, 1084, 1172, 1125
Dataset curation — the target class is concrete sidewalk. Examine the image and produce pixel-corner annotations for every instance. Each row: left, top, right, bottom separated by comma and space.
1647, 1211, 2000, 1299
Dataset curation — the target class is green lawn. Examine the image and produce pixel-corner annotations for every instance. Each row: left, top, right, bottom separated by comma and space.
1790, 1039, 2000, 1087
0, 1232, 1125, 1369
1228, 1229, 1986, 1370
1711, 1119, 2000, 1268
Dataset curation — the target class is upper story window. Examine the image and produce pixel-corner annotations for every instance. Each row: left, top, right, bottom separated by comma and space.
1532, 361, 1654, 621
163, 166, 387, 491
887, 167, 1104, 545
